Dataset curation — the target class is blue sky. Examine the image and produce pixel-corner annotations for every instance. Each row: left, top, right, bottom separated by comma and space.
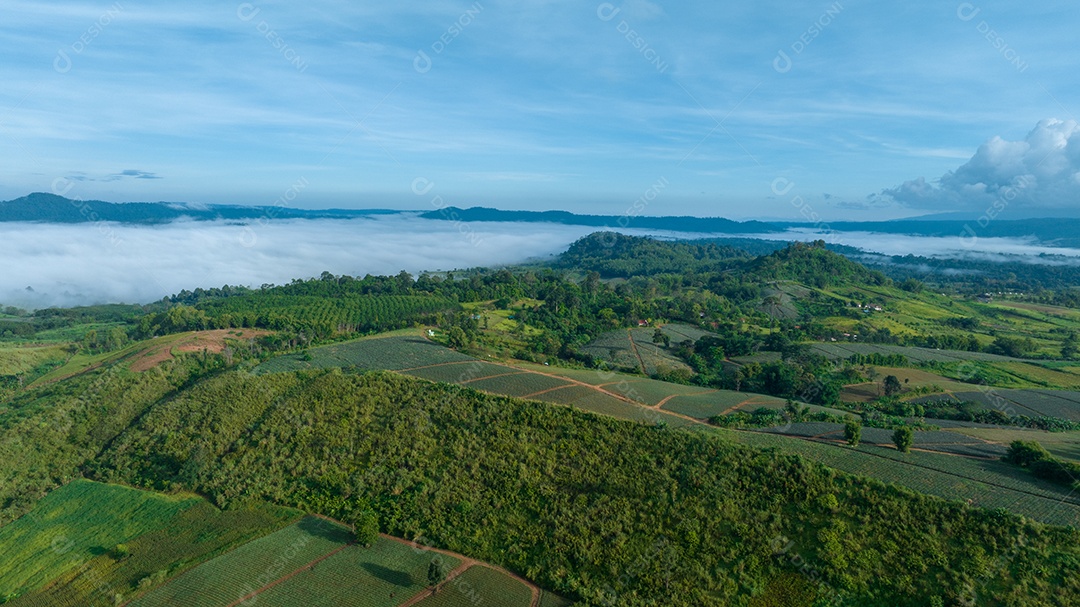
1, 0, 1078, 220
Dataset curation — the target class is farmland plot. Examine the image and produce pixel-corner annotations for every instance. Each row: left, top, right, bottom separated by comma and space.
403, 361, 507, 385
414, 566, 532, 607
725, 429, 1080, 527
257, 335, 473, 374
252, 538, 460, 607
0, 479, 197, 598
130, 517, 352, 607
463, 372, 573, 398
659, 391, 763, 419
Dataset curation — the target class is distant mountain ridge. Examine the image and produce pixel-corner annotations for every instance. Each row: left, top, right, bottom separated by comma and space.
6, 194, 1080, 247
419, 206, 781, 233
0, 193, 399, 224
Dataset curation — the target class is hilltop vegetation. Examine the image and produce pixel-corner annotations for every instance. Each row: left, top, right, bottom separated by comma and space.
86, 368, 1080, 606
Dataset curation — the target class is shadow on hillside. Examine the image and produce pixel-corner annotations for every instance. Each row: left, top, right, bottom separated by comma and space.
361, 562, 413, 587
297, 516, 354, 544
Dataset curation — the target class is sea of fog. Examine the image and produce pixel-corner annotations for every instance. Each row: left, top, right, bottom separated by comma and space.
4, 217, 1080, 308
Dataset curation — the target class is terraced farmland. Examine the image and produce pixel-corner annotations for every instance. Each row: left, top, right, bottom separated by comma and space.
597, 377, 716, 406
130, 517, 352, 607
513, 363, 615, 385
251, 539, 461, 607
414, 566, 533, 607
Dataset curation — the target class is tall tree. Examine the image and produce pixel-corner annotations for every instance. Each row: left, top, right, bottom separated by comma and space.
844, 418, 862, 447
893, 427, 914, 453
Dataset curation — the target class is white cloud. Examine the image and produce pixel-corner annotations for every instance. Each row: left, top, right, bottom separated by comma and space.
885, 119, 1080, 211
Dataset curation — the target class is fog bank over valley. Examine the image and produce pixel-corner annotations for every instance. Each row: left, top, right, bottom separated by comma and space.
6, 217, 1080, 308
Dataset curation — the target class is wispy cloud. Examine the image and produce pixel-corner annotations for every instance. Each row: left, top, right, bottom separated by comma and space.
0, 1, 1077, 217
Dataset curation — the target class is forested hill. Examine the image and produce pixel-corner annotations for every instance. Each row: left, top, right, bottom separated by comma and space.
419, 206, 780, 233
556, 233, 888, 288
0, 193, 398, 224
556, 232, 751, 276
747, 240, 890, 287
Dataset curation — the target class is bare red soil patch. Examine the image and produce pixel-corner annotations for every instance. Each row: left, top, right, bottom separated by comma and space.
129, 329, 269, 372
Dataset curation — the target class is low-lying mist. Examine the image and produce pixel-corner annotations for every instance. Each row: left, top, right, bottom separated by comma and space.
1, 216, 613, 308
5, 217, 1080, 309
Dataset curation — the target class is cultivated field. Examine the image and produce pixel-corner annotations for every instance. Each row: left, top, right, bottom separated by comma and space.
403, 361, 512, 385
0, 480, 199, 598
255, 333, 474, 374
915, 389, 1080, 421
766, 423, 1009, 459
579, 327, 692, 375
805, 342, 1021, 364
413, 566, 532, 607
949, 427, 1080, 463
129, 517, 352, 607
250, 538, 460, 607
716, 427, 1080, 527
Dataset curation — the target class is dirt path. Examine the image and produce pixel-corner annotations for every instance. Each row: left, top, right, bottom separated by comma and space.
626, 328, 647, 375
716, 396, 765, 416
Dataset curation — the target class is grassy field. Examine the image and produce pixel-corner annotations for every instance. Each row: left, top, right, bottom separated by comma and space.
0, 344, 69, 376
25, 341, 149, 387
414, 566, 532, 607
129, 517, 352, 607
538, 591, 574, 607
0, 480, 200, 599
251, 539, 460, 607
